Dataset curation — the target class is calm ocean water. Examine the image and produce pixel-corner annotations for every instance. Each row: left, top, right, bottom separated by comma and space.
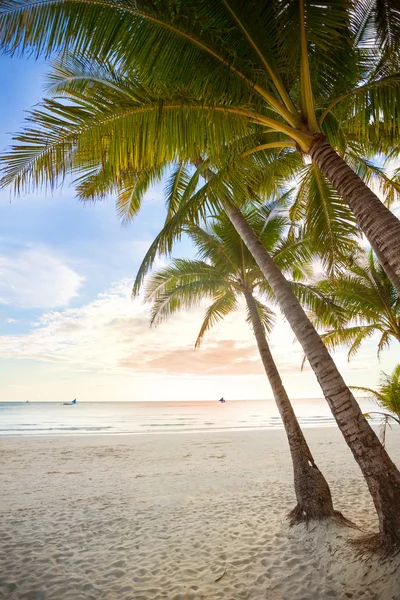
0, 399, 379, 436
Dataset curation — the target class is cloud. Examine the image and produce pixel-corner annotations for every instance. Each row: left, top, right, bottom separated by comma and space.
0, 277, 394, 393
0, 245, 85, 308
0, 279, 268, 375
120, 339, 263, 375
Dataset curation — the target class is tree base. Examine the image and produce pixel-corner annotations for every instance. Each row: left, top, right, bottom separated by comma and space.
350, 532, 400, 559
287, 505, 356, 528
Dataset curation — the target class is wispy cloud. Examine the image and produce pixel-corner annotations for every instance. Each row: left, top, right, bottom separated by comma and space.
0, 279, 274, 375
119, 339, 262, 375
0, 244, 85, 308
0, 276, 396, 402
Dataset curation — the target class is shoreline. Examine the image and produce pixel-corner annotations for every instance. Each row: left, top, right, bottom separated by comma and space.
1, 428, 399, 599
0, 423, 342, 438
1, 398, 379, 438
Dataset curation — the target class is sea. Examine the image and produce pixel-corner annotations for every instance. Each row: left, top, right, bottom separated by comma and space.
0, 398, 380, 436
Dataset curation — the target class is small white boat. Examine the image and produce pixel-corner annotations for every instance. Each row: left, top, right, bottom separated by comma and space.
63, 398, 77, 406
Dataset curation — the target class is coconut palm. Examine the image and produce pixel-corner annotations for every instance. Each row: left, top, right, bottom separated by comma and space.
2, 54, 370, 274
2, 9, 400, 549
131, 158, 400, 549
1, 1, 400, 289
144, 208, 343, 523
351, 364, 400, 447
312, 251, 400, 361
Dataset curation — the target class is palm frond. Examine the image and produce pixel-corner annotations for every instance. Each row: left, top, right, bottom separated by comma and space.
289, 162, 359, 272
132, 183, 215, 296
321, 73, 400, 131
245, 296, 275, 336
164, 163, 193, 220
0, 0, 274, 106
290, 282, 348, 330
345, 147, 400, 208
272, 235, 314, 281
145, 258, 228, 326
321, 324, 378, 360
117, 167, 167, 224
0, 73, 254, 192
351, 362, 400, 434
350, 384, 385, 402
195, 291, 238, 348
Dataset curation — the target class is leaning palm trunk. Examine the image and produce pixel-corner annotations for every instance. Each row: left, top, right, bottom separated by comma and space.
226, 203, 400, 550
367, 241, 400, 296
309, 138, 400, 297
244, 291, 338, 523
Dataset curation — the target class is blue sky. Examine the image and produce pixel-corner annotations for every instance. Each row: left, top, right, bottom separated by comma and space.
0, 55, 399, 402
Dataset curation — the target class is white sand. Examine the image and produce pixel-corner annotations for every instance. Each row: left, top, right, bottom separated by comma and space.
1, 427, 400, 600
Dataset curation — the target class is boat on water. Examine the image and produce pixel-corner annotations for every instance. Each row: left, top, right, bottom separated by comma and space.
63, 398, 77, 406
219, 397, 226, 403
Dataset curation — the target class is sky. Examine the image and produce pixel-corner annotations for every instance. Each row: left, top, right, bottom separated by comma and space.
0, 55, 399, 403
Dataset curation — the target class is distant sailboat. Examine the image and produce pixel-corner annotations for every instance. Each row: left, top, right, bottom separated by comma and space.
63, 398, 77, 406
219, 397, 226, 403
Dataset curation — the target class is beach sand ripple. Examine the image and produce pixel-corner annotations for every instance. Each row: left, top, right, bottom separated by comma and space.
1, 429, 399, 599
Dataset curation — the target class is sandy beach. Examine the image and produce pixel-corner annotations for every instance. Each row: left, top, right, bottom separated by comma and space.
1, 427, 400, 600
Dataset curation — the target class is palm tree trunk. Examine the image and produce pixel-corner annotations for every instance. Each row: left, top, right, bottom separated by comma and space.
369, 240, 400, 295
309, 138, 400, 297
244, 291, 338, 523
225, 201, 400, 551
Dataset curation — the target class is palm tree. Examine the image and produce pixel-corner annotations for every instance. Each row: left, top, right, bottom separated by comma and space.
2, 11, 400, 549
130, 158, 400, 549
1, 1, 400, 289
311, 251, 400, 361
144, 209, 343, 523
351, 364, 400, 447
